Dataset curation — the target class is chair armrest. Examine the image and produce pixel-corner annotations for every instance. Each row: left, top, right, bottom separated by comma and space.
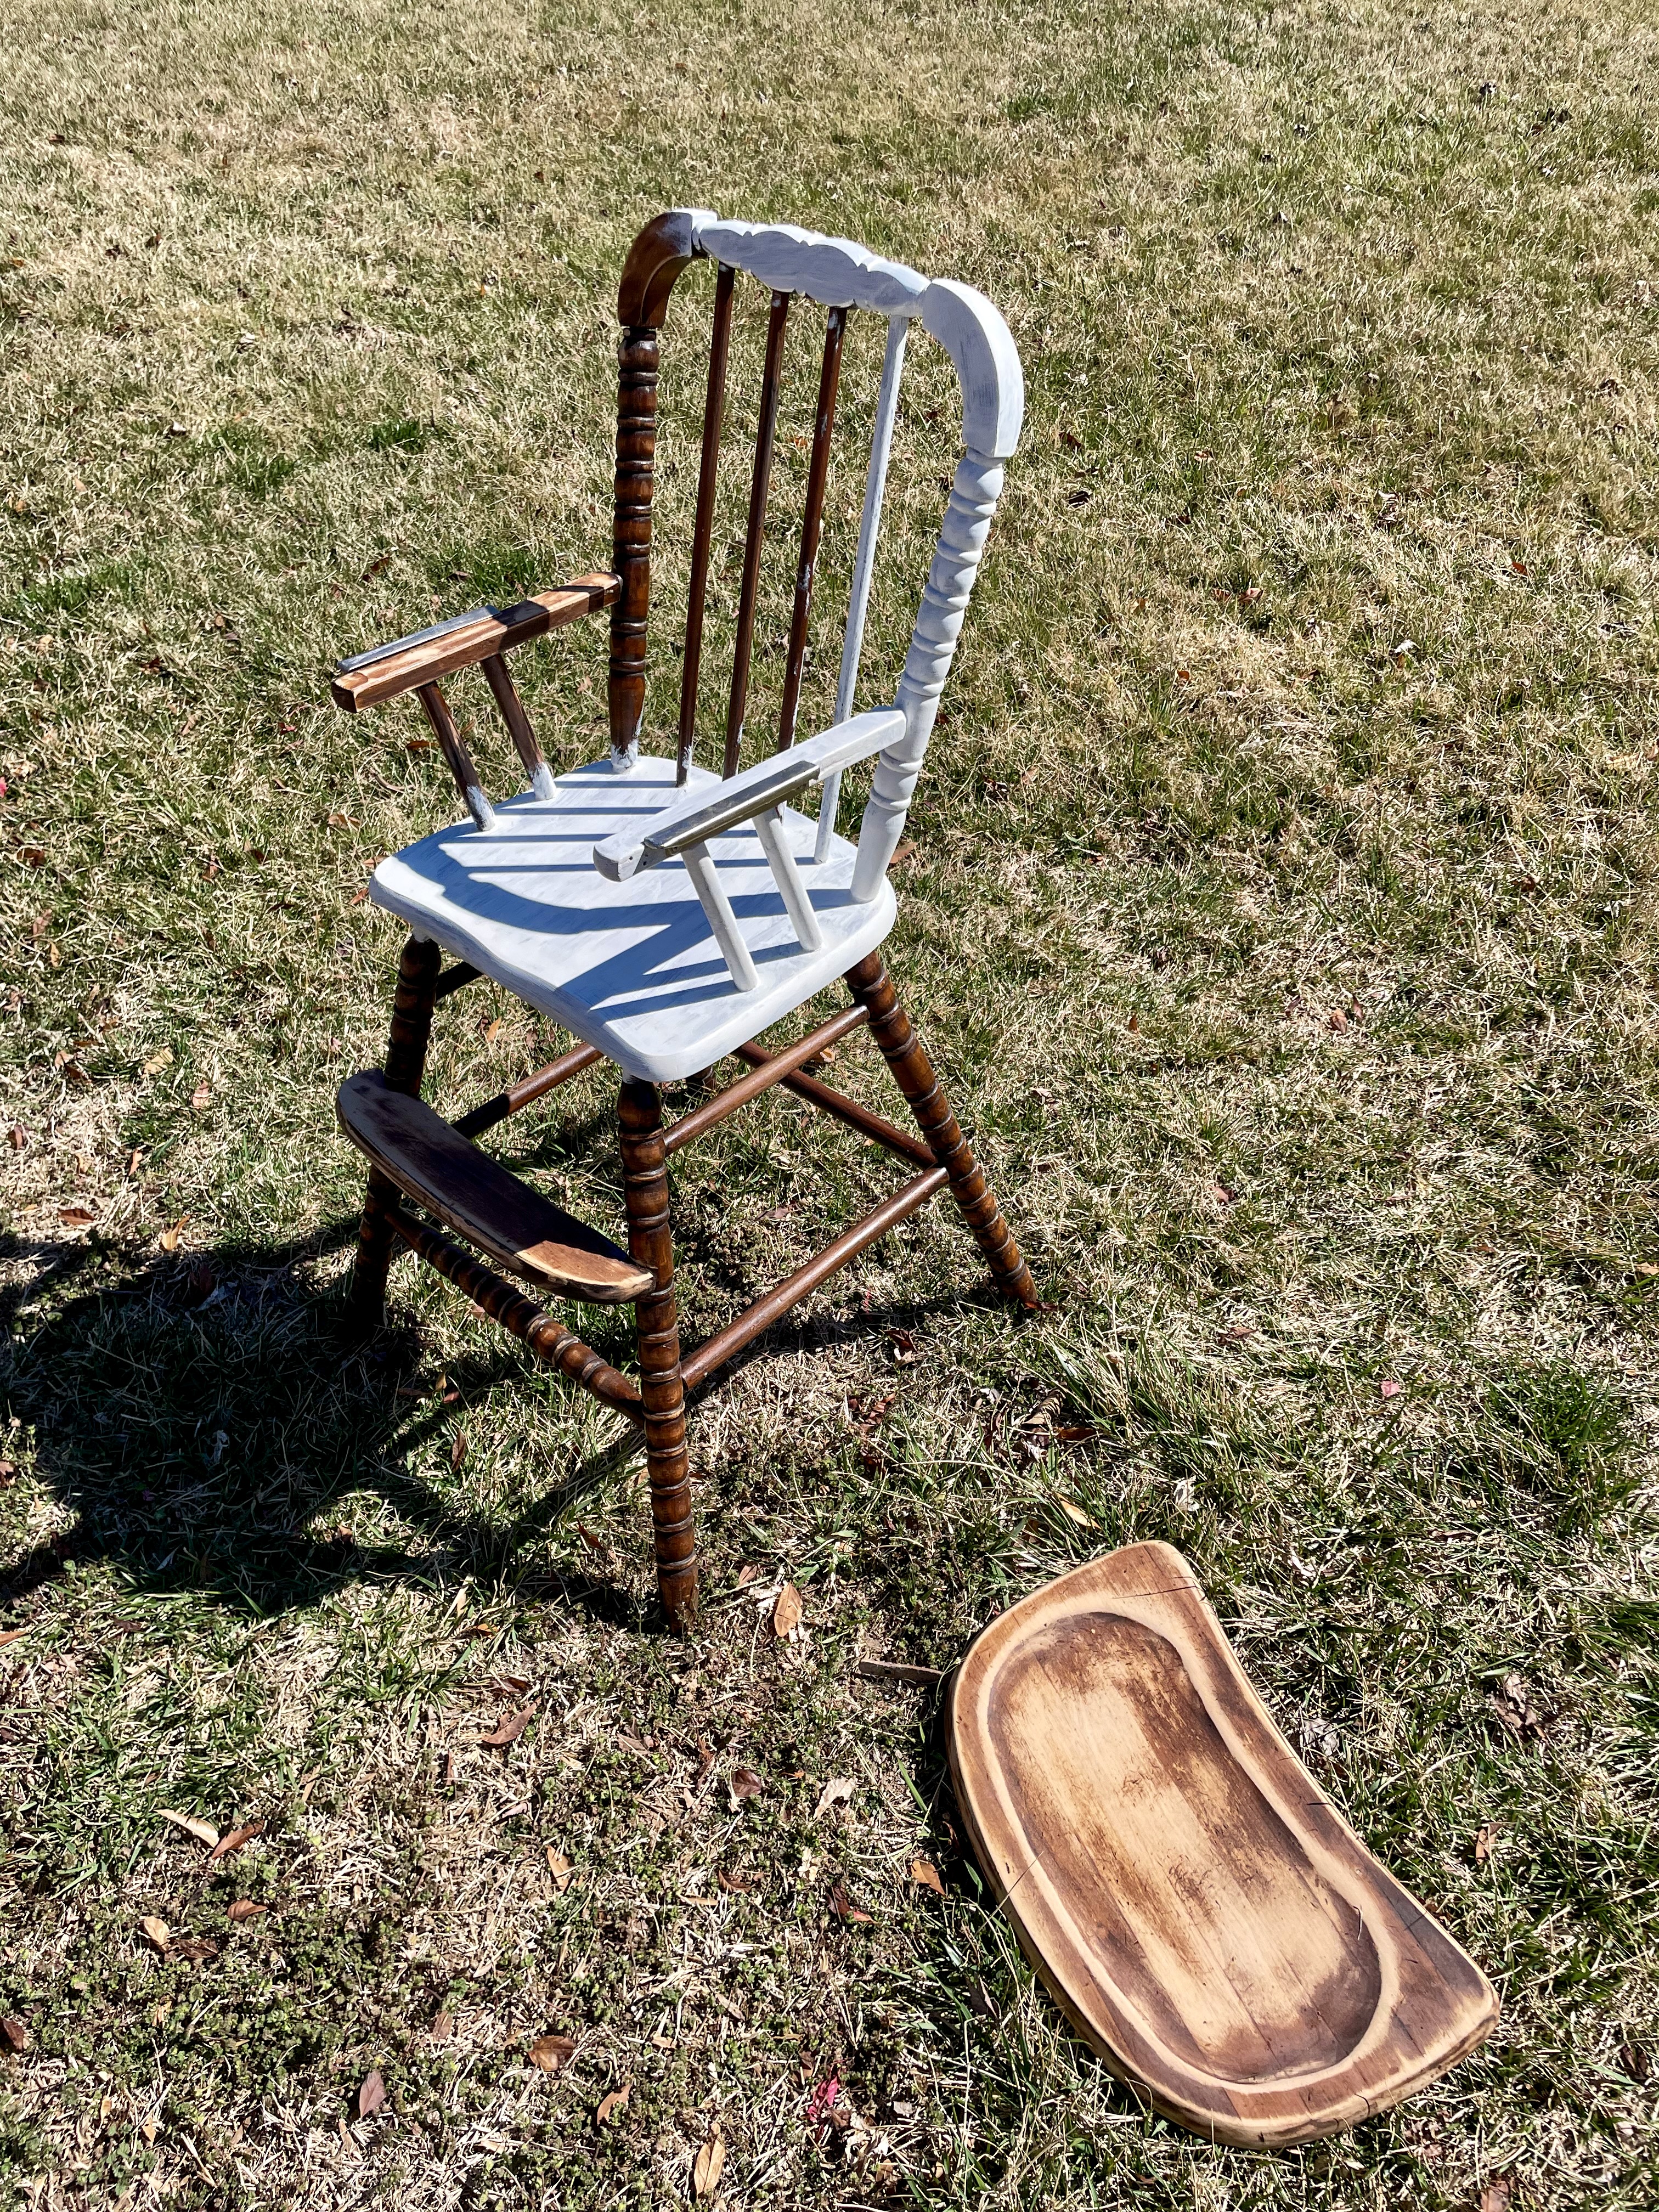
591, 708, 904, 882
330, 572, 619, 713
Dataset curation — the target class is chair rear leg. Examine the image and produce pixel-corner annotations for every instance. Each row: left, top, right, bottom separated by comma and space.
618, 1079, 698, 1630
845, 952, 1039, 1310
345, 935, 442, 1341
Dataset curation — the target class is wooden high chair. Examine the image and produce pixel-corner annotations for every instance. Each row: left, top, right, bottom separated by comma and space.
330, 210, 1037, 1629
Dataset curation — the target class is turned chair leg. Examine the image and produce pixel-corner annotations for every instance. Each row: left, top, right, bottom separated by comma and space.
618, 1079, 698, 1630
845, 952, 1039, 1310
345, 935, 442, 1341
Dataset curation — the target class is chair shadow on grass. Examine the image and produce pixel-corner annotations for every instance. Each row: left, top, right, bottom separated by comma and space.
0, 1204, 978, 1628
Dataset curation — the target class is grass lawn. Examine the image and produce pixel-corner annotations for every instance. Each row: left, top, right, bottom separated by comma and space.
3, 0, 1658, 2203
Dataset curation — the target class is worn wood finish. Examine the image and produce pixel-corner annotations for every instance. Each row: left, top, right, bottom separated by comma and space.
481, 652, 557, 800
724, 288, 792, 780
330, 576, 617, 712
339, 1069, 653, 1302
845, 952, 1038, 1305
947, 1544, 1499, 2147
618, 1081, 697, 1629
661, 1002, 868, 1154
610, 324, 661, 771
387, 1204, 641, 1414
730, 1039, 935, 1168
680, 1164, 948, 1392
678, 261, 736, 785
777, 304, 847, 753
417, 682, 496, 833
453, 1040, 605, 1140
345, 934, 441, 1340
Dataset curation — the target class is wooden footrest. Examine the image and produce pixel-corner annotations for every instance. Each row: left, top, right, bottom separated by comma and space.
337, 1070, 653, 1305
947, 1543, 1498, 2147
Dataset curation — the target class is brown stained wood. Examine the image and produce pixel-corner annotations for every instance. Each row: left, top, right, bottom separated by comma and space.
610, 324, 660, 765
338, 1069, 652, 1304
386, 1205, 640, 1413
678, 1165, 947, 1392
845, 952, 1038, 1306
617, 210, 701, 330
731, 1041, 934, 1168
345, 936, 441, 1340
480, 652, 549, 788
724, 289, 792, 779
330, 575, 617, 712
453, 1041, 606, 1139
416, 682, 495, 831
619, 1081, 697, 1629
777, 305, 847, 753
677, 262, 736, 785
947, 1543, 1499, 2148
662, 1002, 868, 1154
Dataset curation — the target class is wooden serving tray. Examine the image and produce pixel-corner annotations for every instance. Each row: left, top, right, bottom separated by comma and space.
947, 1543, 1498, 2146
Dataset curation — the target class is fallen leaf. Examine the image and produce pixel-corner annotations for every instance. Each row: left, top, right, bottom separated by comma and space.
736, 1562, 758, 1587
140, 2112, 159, 2144
617, 1731, 655, 1759
142, 1047, 173, 1076
139, 1916, 171, 1954
0, 1628, 28, 1648
226, 1900, 266, 1923
910, 1858, 946, 1898
171, 1937, 218, 1961
772, 1581, 803, 1638
889, 839, 916, 869
431, 2009, 453, 2039
59, 1206, 97, 1229
814, 1776, 855, 1819
159, 1809, 219, 1848
718, 1868, 757, 1893
450, 1430, 467, 1470
546, 1848, 573, 1893
1475, 1823, 1498, 1867
729, 1765, 764, 1804
1209, 1179, 1238, 1205
6, 1126, 24, 1151
358, 2069, 386, 2119
693, 2128, 726, 2198
160, 1220, 185, 1252
1379, 1378, 1402, 1400
1058, 1497, 1094, 1529
208, 1819, 263, 1862
480, 1705, 534, 1748
189, 1083, 212, 1111
595, 2082, 630, 2125
1480, 2183, 1511, 2212
829, 1882, 872, 1925
0, 2017, 27, 2054
1328, 1007, 1348, 1032
529, 2033, 575, 2073
853, 1658, 943, 1687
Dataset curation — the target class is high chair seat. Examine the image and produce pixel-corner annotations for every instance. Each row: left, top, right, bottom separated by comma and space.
370, 754, 896, 1084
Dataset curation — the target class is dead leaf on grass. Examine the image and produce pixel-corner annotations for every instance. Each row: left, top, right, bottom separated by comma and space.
1475, 1823, 1498, 1867
529, 2033, 575, 2073
451, 1430, 467, 1469
729, 1765, 764, 1805
718, 1868, 757, 1893
139, 1916, 171, 1954
208, 1818, 263, 1862
171, 1937, 218, 1961
357, 2070, 386, 2119
479, 1705, 535, 1748
693, 2128, 726, 2198
226, 1900, 266, 1923
546, 1849, 574, 1893
0, 1628, 28, 1649
595, 2082, 630, 2125
159, 1809, 219, 1848
814, 1776, 855, 1819
1057, 1497, 1094, 1529
910, 1859, 946, 1898
829, 1882, 872, 1925
431, 2009, 453, 2039
616, 1731, 656, 1759
772, 1581, 803, 1638
1480, 2183, 1512, 2212
0, 2018, 27, 2054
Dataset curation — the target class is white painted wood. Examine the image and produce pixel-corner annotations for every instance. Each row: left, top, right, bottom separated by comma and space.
691, 218, 927, 317
464, 781, 498, 835
528, 760, 558, 803
369, 755, 896, 1085
680, 838, 759, 992
918, 279, 1025, 462
815, 314, 910, 865
752, 807, 823, 953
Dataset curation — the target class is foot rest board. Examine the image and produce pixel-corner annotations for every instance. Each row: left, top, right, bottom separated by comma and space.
947, 1543, 1497, 2147
338, 1070, 653, 1305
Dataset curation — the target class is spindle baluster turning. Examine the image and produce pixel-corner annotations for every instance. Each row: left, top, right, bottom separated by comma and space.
724, 287, 792, 779
777, 303, 847, 753
676, 261, 736, 786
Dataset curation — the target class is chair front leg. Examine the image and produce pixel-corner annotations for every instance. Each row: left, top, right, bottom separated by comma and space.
844, 952, 1040, 1310
618, 1079, 698, 1630
345, 935, 442, 1340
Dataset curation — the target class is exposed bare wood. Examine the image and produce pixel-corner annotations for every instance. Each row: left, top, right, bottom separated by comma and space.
678, 261, 736, 785
724, 288, 791, 779
330, 575, 617, 712
777, 304, 847, 752
338, 1069, 653, 1302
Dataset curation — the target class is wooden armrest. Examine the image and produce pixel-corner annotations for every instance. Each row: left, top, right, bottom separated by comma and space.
592, 709, 905, 882
330, 572, 619, 713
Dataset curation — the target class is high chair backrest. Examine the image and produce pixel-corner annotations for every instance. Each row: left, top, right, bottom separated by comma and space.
608, 208, 1023, 892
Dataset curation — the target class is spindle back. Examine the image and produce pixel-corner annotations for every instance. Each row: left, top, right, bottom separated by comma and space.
608, 209, 1023, 883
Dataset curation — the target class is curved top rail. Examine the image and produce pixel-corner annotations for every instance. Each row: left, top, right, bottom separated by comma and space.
692, 218, 927, 317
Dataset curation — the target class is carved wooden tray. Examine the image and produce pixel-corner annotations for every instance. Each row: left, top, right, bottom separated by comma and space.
946, 1543, 1498, 2146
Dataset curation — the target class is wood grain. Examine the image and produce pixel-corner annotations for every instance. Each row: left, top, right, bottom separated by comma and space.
337, 1069, 652, 1303
724, 287, 791, 779
619, 1079, 697, 1629
947, 1543, 1499, 2147
777, 304, 846, 752
330, 575, 617, 711
677, 261, 736, 784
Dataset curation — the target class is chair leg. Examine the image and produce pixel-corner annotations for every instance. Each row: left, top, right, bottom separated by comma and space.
345, 935, 442, 1341
618, 1079, 698, 1631
844, 952, 1040, 1309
